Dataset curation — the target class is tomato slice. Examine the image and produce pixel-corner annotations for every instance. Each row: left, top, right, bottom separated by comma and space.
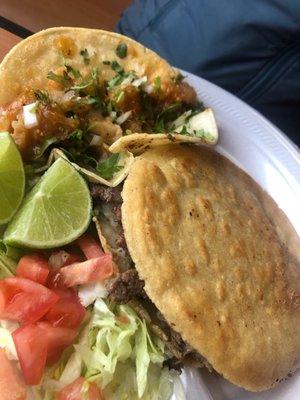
56, 377, 104, 400
0, 348, 27, 400
60, 256, 114, 287
37, 322, 77, 365
12, 324, 47, 385
16, 254, 49, 285
0, 277, 59, 323
44, 288, 86, 329
77, 235, 103, 259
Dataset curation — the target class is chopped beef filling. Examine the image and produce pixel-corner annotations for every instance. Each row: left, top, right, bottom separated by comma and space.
91, 184, 132, 271
91, 182, 212, 372
106, 269, 211, 372
90, 184, 122, 203
106, 269, 147, 304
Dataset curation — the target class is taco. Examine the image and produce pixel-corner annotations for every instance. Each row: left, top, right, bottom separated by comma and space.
118, 144, 300, 391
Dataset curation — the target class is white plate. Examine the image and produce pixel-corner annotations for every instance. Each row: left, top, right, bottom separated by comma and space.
178, 71, 300, 400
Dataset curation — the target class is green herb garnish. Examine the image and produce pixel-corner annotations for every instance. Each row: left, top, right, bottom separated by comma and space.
172, 73, 185, 83
80, 48, 90, 65
47, 71, 72, 87
34, 90, 51, 105
96, 153, 122, 180
116, 43, 127, 59
153, 119, 165, 133
102, 60, 111, 65
114, 90, 124, 103
65, 64, 82, 79
153, 77, 161, 92
69, 129, 84, 141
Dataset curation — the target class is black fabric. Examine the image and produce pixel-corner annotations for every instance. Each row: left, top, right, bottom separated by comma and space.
117, 0, 300, 145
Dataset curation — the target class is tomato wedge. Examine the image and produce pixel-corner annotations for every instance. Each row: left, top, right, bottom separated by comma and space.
44, 288, 86, 329
0, 348, 27, 400
37, 322, 77, 365
0, 277, 59, 323
12, 324, 47, 385
56, 377, 104, 400
77, 235, 103, 259
60, 256, 114, 287
16, 254, 49, 285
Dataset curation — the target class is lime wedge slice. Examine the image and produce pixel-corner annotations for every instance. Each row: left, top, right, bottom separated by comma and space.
4, 158, 92, 249
0, 132, 25, 224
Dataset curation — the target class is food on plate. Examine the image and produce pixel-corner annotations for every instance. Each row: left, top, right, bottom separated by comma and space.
4, 157, 92, 249
0, 26, 298, 399
0, 132, 25, 224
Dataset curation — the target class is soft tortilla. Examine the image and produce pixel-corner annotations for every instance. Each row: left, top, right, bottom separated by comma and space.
121, 144, 300, 391
0, 27, 183, 105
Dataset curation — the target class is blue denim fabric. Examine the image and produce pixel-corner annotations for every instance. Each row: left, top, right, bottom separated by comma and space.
117, 0, 300, 145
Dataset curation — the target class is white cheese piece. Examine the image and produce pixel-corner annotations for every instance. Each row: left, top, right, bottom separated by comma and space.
23, 102, 38, 129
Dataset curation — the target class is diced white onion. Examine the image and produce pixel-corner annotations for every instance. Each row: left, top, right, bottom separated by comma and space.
23, 102, 38, 129
116, 110, 132, 125
173, 110, 192, 130
121, 75, 134, 86
0, 322, 18, 360
62, 90, 76, 103
132, 76, 147, 87
89, 135, 102, 147
78, 282, 108, 307
110, 111, 117, 121
85, 45, 95, 57
145, 84, 154, 94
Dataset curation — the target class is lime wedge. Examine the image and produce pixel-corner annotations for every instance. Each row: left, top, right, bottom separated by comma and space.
0, 132, 25, 224
4, 158, 92, 249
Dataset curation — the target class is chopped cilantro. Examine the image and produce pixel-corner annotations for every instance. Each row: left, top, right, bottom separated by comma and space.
80, 48, 90, 65
107, 61, 136, 90
114, 90, 124, 103
65, 64, 82, 79
153, 119, 165, 133
111, 61, 124, 74
34, 90, 51, 105
172, 73, 185, 83
107, 74, 124, 89
69, 129, 83, 141
153, 77, 161, 92
96, 153, 122, 180
116, 43, 127, 59
153, 102, 181, 133
47, 71, 71, 87
102, 60, 111, 65
70, 79, 93, 91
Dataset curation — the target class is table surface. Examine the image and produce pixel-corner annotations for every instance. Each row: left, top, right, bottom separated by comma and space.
0, 28, 21, 61
0, 0, 131, 61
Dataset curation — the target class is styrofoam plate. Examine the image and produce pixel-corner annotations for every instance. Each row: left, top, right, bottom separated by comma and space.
177, 71, 300, 400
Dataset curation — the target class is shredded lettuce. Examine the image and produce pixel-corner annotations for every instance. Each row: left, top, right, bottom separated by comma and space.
73, 298, 171, 399
33, 298, 185, 399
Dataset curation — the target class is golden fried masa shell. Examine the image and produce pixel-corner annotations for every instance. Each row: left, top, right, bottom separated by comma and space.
121, 144, 300, 392
0, 27, 188, 105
